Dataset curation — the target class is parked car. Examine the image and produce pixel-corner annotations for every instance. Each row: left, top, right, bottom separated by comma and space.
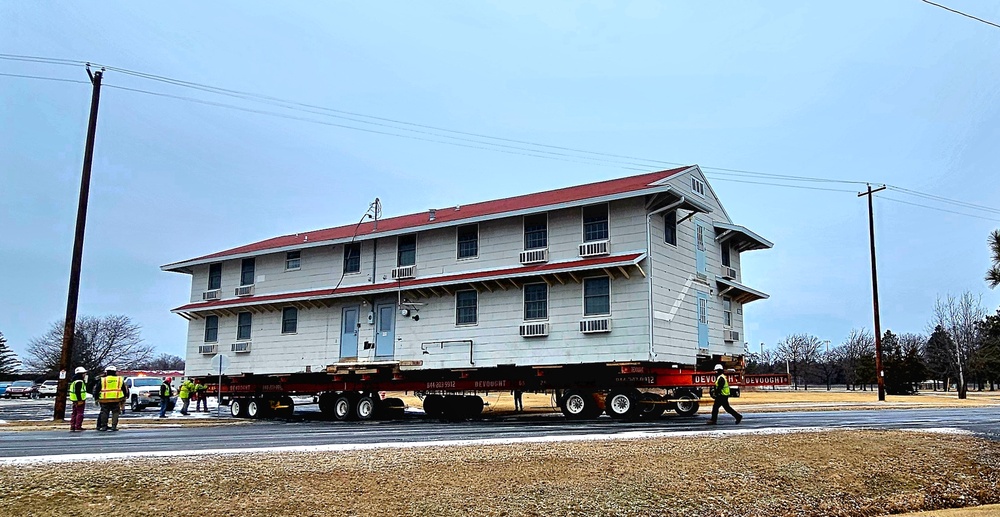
37, 380, 59, 398
0, 382, 10, 397
125, 377, 175, 412
4, 380, 38, 399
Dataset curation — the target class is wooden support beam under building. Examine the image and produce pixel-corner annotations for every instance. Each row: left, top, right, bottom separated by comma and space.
567, 271, 581, 283
552, 273, 566, 285
617, 266, 630, 279
604, 268, 616, 280
495, 280, 507, 291
480, 281, 493, 293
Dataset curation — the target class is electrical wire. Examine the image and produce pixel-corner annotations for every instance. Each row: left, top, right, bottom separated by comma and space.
2, 54, 997, 224
0, 72, 88, 84
880, 196, 1000, 222
919, 0, 1000, 29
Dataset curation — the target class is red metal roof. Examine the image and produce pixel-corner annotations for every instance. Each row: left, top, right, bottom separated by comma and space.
165, 167, 689, 269
172, 253, 645, 313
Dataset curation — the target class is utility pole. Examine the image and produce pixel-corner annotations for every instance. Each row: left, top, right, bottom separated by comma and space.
54, 64, 104, 421
858, 183, 887, 402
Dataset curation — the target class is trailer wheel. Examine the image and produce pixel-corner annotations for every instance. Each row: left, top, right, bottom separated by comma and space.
318, 393, 336, 416
231, 398, 248, 418
334, 393, 356, 421
423, 395, 444, 418
605, 388, 642, 420
560, 390, 599, 420
674, 391, 700, 417
247, 398, 263, 419
441, 395, 468, 421
463, 396, 484, 418
379, 397, 406, 419
639, 393, 667, 419
355, 393, 377, 421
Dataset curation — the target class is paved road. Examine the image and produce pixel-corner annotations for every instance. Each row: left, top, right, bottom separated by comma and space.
1, 406, 996, 459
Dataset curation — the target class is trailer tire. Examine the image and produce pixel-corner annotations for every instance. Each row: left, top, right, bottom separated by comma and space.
231, 398, 248, 418
463, 396, 484, 418
355, 393, 377, 421
380, 397, 406, 419
423, 394, 445, 418
334, 393, 356, 421
441, 395, 468, 421
318, 393, 337, 416
605, 388, 642, 420
247, 398, 263, 419
560, 390, 599, 420
639, 393, 667, 419
674, 391, 700, 417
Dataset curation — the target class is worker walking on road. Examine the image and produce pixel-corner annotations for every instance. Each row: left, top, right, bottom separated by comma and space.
69, 367, 88, 432
178, 378, 194, 415
194, 379, 208, 412
159, 377, 173, 418
97, 366, 128, 432
706, 364, 742, 425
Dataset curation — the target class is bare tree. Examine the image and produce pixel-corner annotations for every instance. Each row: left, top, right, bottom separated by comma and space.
816, 347, 843, 391
777, 334, 823, 390
135, 353, 185, 371
24, 315, 154, 376
841, 328, 875, 391
932, 292, 986, 399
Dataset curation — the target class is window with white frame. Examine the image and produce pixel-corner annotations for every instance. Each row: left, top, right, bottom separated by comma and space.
582, 204, 609, 242
523, 283, 548, 320
723, 296, 732, 327
691, 177, 706, 197
523, 214, 547, 250
583, 276, 611, 316
204, 315, 219, 343
240, 258, 255, 286
696, 224, 705, 252
721, 242, 731, 267
397, 234, 416, 267
285, 251, 301, 271
282, 307, 298, 334
237, 312, 252, 340
698, 297, 708, 325
457, 224, 478, 259
455, 290, 478, 325
208, 263, 222, 290
343, 243, 361, 274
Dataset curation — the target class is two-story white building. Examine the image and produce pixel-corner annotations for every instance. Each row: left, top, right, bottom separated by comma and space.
163, 165, 771, 377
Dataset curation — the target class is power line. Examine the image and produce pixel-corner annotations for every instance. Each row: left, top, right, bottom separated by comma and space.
0, 72, 88, 84
919, 0, 1000, 30
2, 54, 997, 224
880, 196, 1000, 222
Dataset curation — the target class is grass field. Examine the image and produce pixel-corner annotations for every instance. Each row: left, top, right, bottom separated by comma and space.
1, 430, 997, 516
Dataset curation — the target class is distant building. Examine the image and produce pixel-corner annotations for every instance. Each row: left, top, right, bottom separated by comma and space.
163, 166, 771, 376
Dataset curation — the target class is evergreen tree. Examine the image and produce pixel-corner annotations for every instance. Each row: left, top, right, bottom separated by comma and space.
924, 326, 955, 390
986, 229, 1000, 289
882, 330, 910, 395
0, 331, 21, 374
973, 309, 1000, 390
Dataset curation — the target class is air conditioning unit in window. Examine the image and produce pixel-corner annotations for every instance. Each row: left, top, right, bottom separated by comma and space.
231, 342, 252, 353
697, 347, 710, 357
519, 322, 549, 337
723, 330, 740, 342
203, 289, 221, 301
519, 248, 548, 265
235, 285, 254, 297
579, 240, 610, 257
721, 266, 737, 280
391, 265, 416, 280
198, 344, 218, 355
579, 318, 612, 333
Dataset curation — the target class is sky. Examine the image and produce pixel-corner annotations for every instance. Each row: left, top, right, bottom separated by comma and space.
2, 1, 999, 364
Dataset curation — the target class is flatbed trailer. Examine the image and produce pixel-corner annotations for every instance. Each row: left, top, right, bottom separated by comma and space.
197, 359, 790, 421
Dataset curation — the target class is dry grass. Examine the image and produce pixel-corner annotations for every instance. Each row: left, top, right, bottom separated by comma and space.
899, 505, 1000, 516
1, 430, 997, 517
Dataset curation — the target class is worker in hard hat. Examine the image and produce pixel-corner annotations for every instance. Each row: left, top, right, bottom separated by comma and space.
69, 367, 89, 432
706, 364, 742, 425
97, 365, 129, 432
158, 377, 174, 418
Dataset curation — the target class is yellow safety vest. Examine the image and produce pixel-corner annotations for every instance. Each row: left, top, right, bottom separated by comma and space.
716, 373, 731, 397
100, 376, 125, 402
69, 379, 88, 402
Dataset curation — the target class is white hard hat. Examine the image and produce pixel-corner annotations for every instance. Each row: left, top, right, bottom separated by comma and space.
714, 364, 724, 371
74, 367, 87, 374
105, 365, 117, 372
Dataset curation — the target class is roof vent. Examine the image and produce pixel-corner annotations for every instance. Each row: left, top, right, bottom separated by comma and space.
429, 209, 436, 221
455, 205, 460, 211
304, 235, 309, 242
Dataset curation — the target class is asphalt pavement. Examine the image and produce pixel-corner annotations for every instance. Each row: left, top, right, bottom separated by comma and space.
1, 403, 997, 460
